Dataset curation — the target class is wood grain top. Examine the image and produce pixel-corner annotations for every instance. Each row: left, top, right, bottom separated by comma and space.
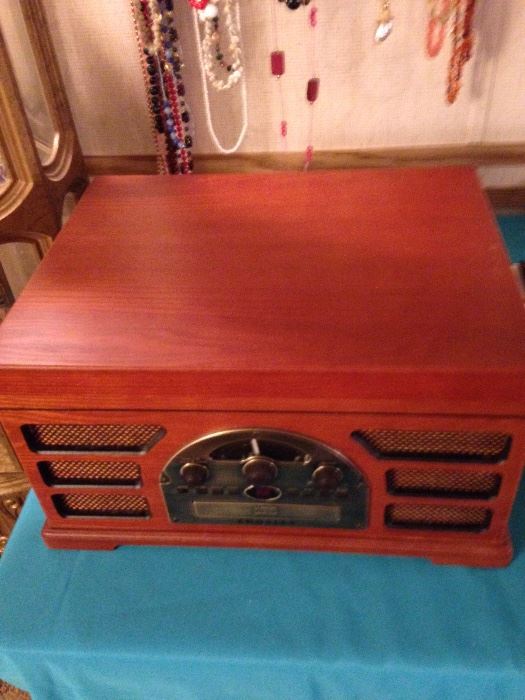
0, 168, 524, 411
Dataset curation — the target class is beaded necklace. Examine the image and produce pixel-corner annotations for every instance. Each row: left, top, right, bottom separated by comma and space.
191, 0, 248, 153
425, 0, 477, 104
132, 0, 193, 174
270, 0, 287, 150
270, 2, 319, 169
446, 0, 476, 104
199, 0, 243, 91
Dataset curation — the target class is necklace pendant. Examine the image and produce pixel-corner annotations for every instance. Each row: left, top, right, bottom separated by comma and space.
375, 4, 393, 43
271, 51, 285, 77
306, 77, 319, 103
375, 17, 393, 43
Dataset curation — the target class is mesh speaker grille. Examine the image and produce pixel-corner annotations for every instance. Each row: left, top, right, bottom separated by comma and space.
385, 504, 492, 531
22, 424, 165, 453
386, 469, 501, 499
39, 460, 141, 487
52, 493, 150, 518
352, 429, 510, 463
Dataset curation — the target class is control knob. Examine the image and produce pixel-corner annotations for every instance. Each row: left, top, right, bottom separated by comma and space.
180, 462, 209, 486
312, 463, 343, 490
242, 456, 278, 485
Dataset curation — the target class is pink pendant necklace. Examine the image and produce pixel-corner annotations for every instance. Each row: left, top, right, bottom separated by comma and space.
270, 2, 320, 170
304, 5, 319, 170
426, 0, 453, 58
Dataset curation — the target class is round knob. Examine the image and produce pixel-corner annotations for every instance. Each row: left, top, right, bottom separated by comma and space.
180, 462, 208, 486
242, 456, 278, 485
312, 464, 343, 490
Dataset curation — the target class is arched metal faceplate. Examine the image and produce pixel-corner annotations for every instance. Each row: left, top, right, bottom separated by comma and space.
161, 429, 368, 529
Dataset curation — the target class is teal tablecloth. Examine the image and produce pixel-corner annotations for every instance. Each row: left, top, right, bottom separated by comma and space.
498, 214, 525, 263
0, 215, 524, 700
0, 486, 525, 700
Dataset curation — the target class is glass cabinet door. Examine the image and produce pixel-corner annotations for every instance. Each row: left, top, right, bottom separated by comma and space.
0, 0, 58, 167
0, 143, 11, 196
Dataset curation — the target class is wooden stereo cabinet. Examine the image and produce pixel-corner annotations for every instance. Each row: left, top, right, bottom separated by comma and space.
0, 168, 523, 567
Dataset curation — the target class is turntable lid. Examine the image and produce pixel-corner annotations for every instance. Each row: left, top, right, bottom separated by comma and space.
0, 167, 524, 412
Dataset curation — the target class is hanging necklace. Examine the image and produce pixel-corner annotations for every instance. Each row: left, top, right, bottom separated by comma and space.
191, 0, 248, 153
197, 0, 244, 91
375, 0, 394, 43
132, 0, 193, 174
446, 0, 476, 104
426, 0, 453, 58
270, 0, 288, 150
304, 4, 319, 170
269, 2, 319, 168
278, 0, 311, 8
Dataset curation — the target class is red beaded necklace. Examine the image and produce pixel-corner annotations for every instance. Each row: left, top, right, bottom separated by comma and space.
446, 0, 477, 104
426, 0, 477, 104
270, 2, 319, 169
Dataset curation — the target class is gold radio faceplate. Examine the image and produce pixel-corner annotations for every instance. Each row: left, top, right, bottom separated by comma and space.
160, 429, 368, 528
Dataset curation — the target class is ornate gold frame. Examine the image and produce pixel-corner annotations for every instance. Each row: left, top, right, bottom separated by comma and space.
0, 0, 87, 546
0, 0, 87, 238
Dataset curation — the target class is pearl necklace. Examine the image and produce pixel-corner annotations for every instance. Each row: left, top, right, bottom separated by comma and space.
198, 0, 243, 91
192, 0, 248, 153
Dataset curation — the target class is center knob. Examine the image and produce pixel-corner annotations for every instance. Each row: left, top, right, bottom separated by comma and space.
242, 456, 278, 485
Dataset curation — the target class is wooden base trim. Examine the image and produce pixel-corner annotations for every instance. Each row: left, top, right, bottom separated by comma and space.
42, 523, 513, 568
85, 148, 525, 210
86, 144, 525, 175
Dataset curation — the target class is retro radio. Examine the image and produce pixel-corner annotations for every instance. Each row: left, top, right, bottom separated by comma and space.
0, 168, 524, 566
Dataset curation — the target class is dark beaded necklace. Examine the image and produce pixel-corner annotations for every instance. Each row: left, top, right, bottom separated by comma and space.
132, 0, 193, 174
278, 0, 311, 9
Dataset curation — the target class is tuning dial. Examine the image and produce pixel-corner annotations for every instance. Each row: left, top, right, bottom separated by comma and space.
312, 463, 343, 490
180, 462, 209, 486
242, 456, 278, 485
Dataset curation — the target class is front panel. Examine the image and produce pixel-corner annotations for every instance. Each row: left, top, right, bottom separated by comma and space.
2, 409, 524, 565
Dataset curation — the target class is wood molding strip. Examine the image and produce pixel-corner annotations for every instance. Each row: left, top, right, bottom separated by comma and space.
85, 148, 525, 210
86, 144, 525, 175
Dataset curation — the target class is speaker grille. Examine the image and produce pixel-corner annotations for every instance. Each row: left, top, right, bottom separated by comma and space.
22, 424, 165, 453
52, 493, 150, 518
386, 469, 501, 499
352, 429, 510, 463
385, 504, 492, 531
39, 460, 141, 487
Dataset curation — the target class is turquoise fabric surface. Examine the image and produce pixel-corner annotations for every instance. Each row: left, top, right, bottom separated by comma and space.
498, 215, 525, 263
0, 487, 525, 700
0, 215, 524, 700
